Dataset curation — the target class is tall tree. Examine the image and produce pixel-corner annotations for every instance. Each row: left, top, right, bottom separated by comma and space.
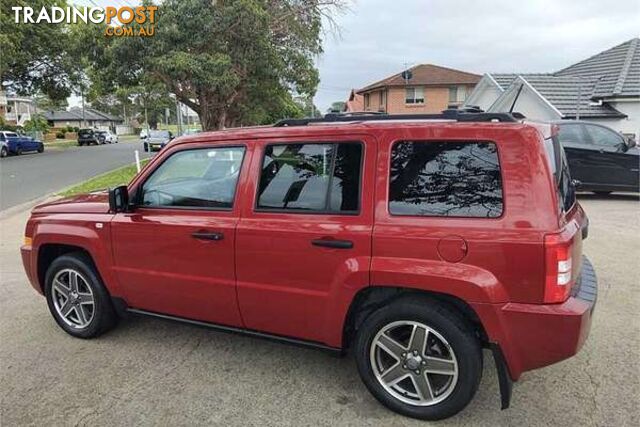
91, 0, 344, 130
0, 0, 78, 101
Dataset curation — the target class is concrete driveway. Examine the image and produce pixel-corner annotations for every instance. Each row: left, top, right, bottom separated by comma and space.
0, 141, 151, 210
0, 195, 638, 426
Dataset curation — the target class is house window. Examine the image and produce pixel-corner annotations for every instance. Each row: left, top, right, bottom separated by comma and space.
379, 91, 385, 106
405, 87, 424, 104
449, 86, 467, 104
364, 93, 370, 109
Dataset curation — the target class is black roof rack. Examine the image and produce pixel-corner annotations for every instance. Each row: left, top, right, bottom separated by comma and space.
274, 109, 524, 127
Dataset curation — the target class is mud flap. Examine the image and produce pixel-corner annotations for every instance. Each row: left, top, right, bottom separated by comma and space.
490, 343, 513, 410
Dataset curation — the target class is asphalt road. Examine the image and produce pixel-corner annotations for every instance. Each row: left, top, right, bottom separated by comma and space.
0, 195, 638, 426
0, 142, 152, 211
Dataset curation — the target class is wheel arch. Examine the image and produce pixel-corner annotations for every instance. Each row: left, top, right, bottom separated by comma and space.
37, 244, 96, 294
341, 286, 489, 351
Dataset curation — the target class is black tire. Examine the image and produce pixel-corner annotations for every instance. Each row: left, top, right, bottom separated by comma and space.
44, 253, 118, 338
78, 142, 83, 146
16, 147, 23, 155
37, 143, 44, 153
143, 143, 149, 152
354, 297, 482, 421
0, 146, 7, 158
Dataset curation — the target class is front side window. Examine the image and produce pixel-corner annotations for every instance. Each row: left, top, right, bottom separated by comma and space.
389, 141, 503, 218
585, 125, 625, 149
257, 142, 362, 213
405, 87, 425, 104
141, 147, 245, 209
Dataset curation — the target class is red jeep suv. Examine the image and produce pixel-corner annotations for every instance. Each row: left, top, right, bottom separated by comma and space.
21, 111, 597, 420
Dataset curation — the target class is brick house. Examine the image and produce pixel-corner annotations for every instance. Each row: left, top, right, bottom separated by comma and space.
356, 64, 481, 114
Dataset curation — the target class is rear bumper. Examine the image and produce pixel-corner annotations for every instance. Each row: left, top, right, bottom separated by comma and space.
473, 256, 597, 380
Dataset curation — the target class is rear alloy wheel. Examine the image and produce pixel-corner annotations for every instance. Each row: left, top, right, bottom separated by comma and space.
355, 298, 482, 420
16, 147, 22, 155
45, 253, 117, 338
0, 146, 7, 157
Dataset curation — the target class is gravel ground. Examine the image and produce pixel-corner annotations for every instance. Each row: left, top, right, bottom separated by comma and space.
0, 194, 638, 426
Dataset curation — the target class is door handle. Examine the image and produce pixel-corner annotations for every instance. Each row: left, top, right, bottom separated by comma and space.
191, 231, 224, 241
311, 238, 353, 249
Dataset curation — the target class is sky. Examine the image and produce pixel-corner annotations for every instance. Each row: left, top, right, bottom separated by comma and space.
314, 0, 640, 111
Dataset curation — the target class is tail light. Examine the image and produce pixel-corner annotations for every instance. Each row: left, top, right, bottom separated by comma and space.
543, 229, 576, 303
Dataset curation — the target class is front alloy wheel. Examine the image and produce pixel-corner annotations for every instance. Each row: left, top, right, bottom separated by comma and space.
51, 269, 95, 329
45, 253, 117, 338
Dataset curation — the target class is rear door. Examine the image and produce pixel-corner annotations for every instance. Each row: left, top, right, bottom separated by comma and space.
111, 144, 249, 326
235, 136, 375, 344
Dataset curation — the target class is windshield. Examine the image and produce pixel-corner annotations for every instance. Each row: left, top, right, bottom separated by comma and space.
149, 130, 170, 138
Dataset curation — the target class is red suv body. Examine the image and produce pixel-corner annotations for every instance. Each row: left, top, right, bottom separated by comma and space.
21, 113, 597, 420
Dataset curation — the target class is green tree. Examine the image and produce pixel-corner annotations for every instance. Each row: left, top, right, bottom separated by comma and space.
90, 0, 344, 130
0, 0, 78, 101
327, 101, 346, 113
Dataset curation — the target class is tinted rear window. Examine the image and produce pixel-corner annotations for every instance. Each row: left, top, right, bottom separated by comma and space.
257, 142, 363, 213
389, 141, 503, 218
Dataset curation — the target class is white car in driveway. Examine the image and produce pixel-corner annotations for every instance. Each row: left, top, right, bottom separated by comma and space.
97, 130, 119, 144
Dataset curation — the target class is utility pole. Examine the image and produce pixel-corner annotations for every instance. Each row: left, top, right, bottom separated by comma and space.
576, 83, 581, 120
81, 87, 86, 128
175, 97, 182, 135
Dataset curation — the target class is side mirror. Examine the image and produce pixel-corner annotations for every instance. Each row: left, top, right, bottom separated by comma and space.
109, 185, 129, 213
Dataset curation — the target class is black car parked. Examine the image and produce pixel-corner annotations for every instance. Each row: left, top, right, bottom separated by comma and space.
556, 121, 639, 194
77, 129, 100, 146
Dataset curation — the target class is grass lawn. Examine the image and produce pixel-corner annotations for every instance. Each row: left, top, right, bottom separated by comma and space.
59, 159, 150, 197
44, 139, 77, 148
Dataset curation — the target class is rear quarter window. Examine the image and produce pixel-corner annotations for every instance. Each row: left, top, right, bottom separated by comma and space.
389, 141, 503, 218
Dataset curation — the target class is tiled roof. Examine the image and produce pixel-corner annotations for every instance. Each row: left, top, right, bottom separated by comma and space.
357, 64, 481, 93
43, 108, 122, 122
555, 38, 640, 98
487, 73, 626, 118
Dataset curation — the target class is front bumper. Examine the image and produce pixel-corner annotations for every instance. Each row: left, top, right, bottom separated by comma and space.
473, 256, 597, 380
20, 244, 42, 295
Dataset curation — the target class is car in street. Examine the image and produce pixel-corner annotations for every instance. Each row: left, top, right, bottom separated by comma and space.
77, 129, 100, 146
556, 121, 639, 194
143, 129, 173, 152
20, 111, 596, 420
0, 139, 8, 158
0, 131, 44, 155
96, 130, 119, 144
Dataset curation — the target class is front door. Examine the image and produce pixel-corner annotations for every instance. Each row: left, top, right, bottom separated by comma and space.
111, 145, 248, 326
235, 137, 375, 344
582, 123, 639, 191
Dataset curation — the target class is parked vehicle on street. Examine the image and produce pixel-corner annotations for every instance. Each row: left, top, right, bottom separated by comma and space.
21, 111, 597, 420
77, 129, 100, 146
556, 121, 639, 194
96, 130, 119, 144
0, 140, 8, 158
143, 129, 173, 152
0, 131, 44, 155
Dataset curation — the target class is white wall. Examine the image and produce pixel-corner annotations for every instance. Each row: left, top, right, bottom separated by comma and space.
604, 100, 640, 139
488, 83, 561, 121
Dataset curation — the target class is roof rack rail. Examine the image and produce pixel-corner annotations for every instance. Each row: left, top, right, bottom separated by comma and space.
274, 109, 523, 127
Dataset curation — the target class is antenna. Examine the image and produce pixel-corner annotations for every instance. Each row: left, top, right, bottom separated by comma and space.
509, 83, 524, 113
